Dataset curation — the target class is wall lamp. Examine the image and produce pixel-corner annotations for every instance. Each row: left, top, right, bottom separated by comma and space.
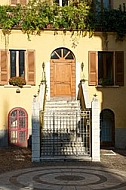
42, 62, 45, 71
81, 62, 84, 72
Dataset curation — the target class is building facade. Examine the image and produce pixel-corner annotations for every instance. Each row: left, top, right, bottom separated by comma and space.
0, 0, 126, 149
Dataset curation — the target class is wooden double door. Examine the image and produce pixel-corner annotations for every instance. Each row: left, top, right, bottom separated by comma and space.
50, 48, 76, 99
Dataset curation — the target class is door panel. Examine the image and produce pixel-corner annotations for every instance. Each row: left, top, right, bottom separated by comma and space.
50, 48, 76, 99
54, 62, 72, 96
50, 60, 75, 98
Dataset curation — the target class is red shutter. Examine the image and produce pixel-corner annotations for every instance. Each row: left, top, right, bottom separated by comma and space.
88, 51, 97, 86
115, 51, 124, 86
27, 50, 35, 85
0, 50, 8, 85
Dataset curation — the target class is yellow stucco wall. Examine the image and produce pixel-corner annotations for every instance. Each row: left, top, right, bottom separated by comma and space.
0, 30, 126, 132
113, 0, 126, 9
0, 0, 126, 143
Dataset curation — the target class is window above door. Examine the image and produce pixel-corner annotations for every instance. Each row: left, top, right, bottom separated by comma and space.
51, 47, 75, 60
88, 51, 124, 86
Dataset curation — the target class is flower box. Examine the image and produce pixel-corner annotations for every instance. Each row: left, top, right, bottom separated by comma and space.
9, 77, 26, 88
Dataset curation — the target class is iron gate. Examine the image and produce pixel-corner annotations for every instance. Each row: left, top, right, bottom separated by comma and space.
41, 110, 91, 159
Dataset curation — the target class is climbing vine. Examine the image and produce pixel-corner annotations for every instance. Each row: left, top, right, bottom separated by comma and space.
0, 0, 126, 41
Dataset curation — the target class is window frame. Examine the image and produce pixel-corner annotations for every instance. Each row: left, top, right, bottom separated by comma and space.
10, 50, 25, 78
0, 49, 35, 86
93, 0, 112, 12
98, 51, 114, 86
88, 51, 124, 86
54, 0, 69, 6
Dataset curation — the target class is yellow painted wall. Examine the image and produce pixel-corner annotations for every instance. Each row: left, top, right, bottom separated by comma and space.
0, 0, 126, 143
113, 0, 126, 9
0, 30, 126, 133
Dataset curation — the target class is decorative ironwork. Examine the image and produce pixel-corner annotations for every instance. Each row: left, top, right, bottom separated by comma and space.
41, 111, 91, 158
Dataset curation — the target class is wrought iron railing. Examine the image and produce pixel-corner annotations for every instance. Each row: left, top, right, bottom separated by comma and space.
40, 110, 91, 158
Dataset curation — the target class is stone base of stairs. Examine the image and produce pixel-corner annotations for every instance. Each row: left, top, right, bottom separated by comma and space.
40, 156, 92, 162
41, 99, 91, 159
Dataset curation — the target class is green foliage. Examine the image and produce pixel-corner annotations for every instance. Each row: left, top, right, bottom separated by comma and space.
98, 78, 114, 86
0, 0, 92, 36
95, 4, 126, 41
0, 0, 126, 41
9, 76, 26, 88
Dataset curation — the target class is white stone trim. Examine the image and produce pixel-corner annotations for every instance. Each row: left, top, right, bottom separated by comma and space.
76, 62, 80, 99
45, 62, 50, 101
91, 96, 100, 162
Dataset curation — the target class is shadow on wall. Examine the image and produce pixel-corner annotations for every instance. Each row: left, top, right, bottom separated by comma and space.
0, 130, 8, 147
28, 135, 32, 149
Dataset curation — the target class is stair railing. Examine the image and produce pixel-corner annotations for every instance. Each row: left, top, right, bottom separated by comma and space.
77, 81, 86, 110
38, 62, 47, 130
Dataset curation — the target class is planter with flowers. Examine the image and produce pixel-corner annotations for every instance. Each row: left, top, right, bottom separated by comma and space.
9, 76, 26, 88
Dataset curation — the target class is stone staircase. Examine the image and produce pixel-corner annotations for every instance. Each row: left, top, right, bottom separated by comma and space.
40, 100, 90, 159
45, 100, 81, 112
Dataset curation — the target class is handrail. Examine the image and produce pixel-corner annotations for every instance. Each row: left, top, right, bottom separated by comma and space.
77, 81, 86, 111
38, 82, 47, 130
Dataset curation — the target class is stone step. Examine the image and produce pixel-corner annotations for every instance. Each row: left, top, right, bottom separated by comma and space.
45, 106, 80, 109
45, 108, 80, 111
45, 100, 80, 109
46, 100, 80, 104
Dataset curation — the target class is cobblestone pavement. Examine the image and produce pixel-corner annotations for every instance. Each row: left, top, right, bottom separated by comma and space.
0, 147, 126, 190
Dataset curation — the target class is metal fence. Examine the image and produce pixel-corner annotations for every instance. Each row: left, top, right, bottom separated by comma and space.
40, 110, 91, 159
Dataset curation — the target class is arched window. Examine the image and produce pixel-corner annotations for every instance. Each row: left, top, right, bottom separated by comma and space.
8, 107, 28, 147
51, 47, 75, 60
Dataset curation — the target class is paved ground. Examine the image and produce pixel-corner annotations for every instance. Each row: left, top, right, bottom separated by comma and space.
0, 147, 126, 190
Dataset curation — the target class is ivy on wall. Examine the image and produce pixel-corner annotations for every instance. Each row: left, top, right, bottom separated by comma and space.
0, 0, 126, 41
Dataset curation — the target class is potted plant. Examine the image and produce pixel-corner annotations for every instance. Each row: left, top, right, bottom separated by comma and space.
9, 76, 26, 88
98, 78, 114, 86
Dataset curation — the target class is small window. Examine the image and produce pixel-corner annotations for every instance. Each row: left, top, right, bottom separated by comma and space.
94, 0, 111, 11
54, 0, 69, 6
10, 50, 25, 78
8, 107, 28, 147
98, 52, 114, 86
0, 49, 35, 85
88, 51, 124, 86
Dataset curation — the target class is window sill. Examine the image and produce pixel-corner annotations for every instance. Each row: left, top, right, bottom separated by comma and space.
4, 85, 31, 88
96, 85, 120, 88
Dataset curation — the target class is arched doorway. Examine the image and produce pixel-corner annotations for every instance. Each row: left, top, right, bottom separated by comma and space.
100, 109, 115, 147
8, 107, 28, 147
50, 47, 76, 99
